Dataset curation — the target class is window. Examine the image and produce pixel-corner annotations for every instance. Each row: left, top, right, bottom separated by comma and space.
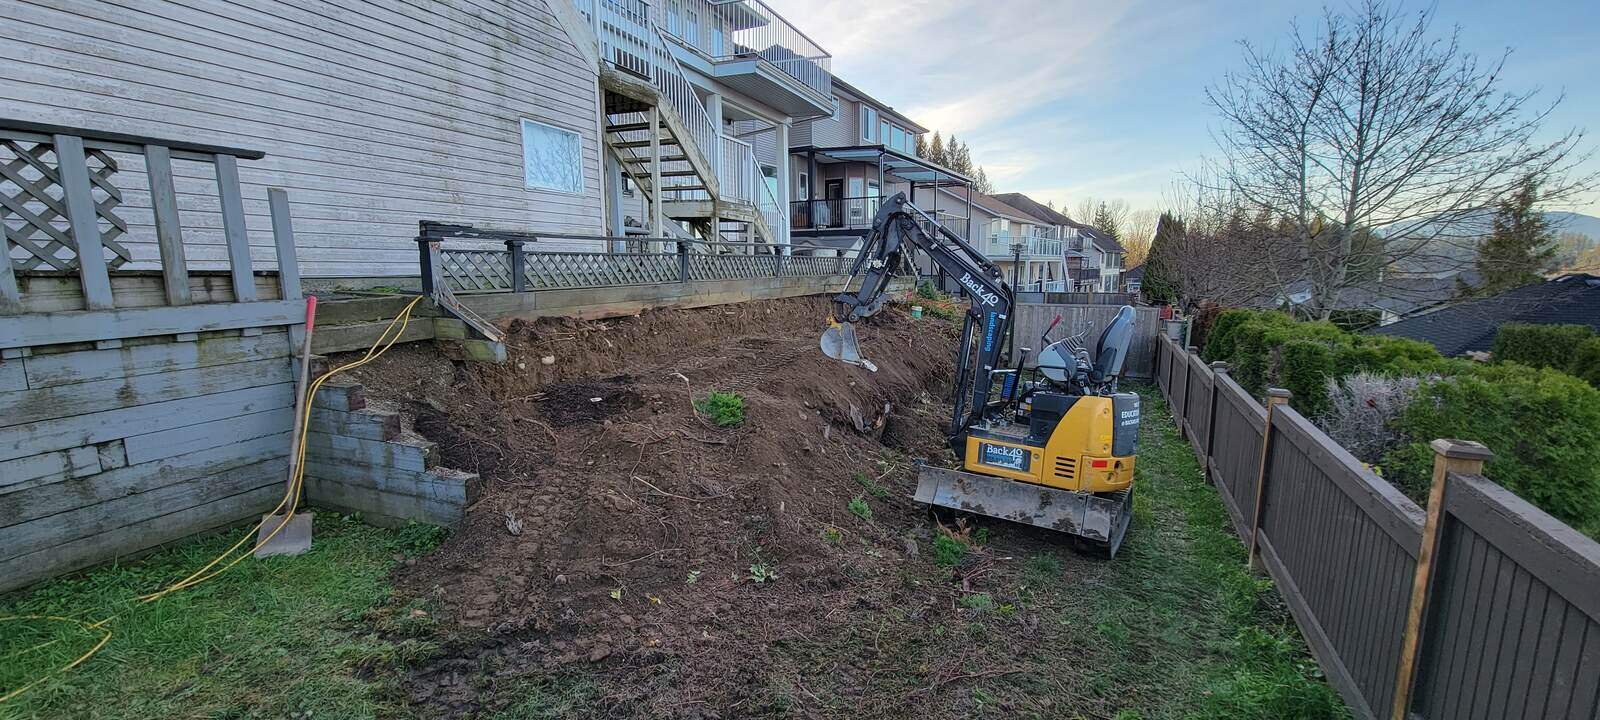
761, 164, 778, 201
880, 120, 891, 147
798, 172, 809, 201
830, 98, 840, 121
867, 180, 880, 214
685, 9, 699, 47
520, 119, 582, 194
861, 106, 877, 143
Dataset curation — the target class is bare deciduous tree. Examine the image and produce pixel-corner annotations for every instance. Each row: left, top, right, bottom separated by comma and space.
1205, 0, 1593, 317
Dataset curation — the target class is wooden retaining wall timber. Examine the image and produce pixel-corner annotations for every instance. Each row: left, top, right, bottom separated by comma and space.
1152, 334, 1600, 720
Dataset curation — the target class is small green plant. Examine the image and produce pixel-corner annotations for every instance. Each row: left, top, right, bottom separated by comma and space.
821, 526, 842, 545
1024, 552, 1063, 584
931, 534, 968, 568
916, 280, 940, 300
853, 471, 891, 499
685, 570, 701, 585
695, 390, 746, 427
958, 592, 995, 613
847, 495, 872, 521
747, 562, 779, 584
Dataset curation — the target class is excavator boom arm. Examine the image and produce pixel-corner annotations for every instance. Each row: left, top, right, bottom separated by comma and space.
827, 193, 1015, 437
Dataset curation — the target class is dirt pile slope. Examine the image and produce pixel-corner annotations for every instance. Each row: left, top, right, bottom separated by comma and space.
350, 297, 1045, 716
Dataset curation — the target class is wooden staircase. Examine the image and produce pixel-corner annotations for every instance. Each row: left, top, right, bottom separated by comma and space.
599, 71, 776, 245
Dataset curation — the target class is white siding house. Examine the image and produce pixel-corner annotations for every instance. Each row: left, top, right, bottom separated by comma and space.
1, 0, 606, 279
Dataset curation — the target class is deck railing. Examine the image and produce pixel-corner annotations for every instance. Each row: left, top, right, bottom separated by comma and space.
982, 234, 1064, 259
417, 223, 851, 294
665, 0, 832, 98
1154, 333, 1600, 720
1, 119, 300, 318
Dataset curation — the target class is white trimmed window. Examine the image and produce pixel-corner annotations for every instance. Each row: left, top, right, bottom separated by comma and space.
520, 119, 583, 194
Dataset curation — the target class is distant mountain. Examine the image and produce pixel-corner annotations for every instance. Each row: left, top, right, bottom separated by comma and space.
1383, 211, 1600, 276
1549, 211, 1600, 243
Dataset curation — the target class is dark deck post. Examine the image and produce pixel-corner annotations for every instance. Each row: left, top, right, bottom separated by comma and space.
677, 240, 690, 283
506, 238, 527, 293
1247, 388, 1291, 571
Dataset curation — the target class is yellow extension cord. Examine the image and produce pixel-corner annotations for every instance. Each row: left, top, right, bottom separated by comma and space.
0, 295, 425, 705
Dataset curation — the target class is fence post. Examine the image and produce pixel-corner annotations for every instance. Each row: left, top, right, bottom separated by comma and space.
1179, 345, 1199, 436
1204, 361, 1229, 481
1390, 439, 1493, 720
506, 238, 526, 293
417, 235, 439, 296
1247, 388, 1291, 571
676, 241, 690, 283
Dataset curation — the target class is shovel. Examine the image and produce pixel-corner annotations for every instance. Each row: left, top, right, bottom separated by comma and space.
820, 318, 878, 372
256, 296, 318, 558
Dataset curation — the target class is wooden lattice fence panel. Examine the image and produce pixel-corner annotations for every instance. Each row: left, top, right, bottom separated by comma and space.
1, 138, 132, 272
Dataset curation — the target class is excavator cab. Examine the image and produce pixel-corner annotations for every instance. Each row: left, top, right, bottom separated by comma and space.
819, 192, 1143, 557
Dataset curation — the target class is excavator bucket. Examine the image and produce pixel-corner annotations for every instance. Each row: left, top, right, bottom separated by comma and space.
914, 466, 1134, 557
820, 320, 878, 372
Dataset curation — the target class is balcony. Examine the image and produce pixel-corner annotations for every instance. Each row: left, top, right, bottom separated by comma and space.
666, 0, 834, 117
790, 196, 970, 239
980, 234, 1066, 260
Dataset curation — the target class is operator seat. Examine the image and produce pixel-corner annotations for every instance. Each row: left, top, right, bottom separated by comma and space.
1089, 306, 1137, 384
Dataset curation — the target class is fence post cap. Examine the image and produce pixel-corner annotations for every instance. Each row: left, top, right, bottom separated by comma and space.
1430, 439, 1494, 462
1210, 360, 1229, 371
1266, 388, 1292, 402
1186, 344, 1200, 352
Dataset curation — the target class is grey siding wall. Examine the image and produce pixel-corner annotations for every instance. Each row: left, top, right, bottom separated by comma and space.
795, 96, 857, 148
1, 0, 605, 278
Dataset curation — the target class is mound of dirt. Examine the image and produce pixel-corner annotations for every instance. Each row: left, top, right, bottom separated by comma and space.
343, 297, 1094, 718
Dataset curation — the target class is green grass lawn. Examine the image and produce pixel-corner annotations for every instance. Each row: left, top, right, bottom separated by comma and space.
0, 514, 447, 720
1062, 384, 1347, 718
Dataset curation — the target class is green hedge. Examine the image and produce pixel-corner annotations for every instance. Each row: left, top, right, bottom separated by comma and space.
1200, 309, 1449, 416
1490, 323, 1600, 389
1383, 364, 1600, 536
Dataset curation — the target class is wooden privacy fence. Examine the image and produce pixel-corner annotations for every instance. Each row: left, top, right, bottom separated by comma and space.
1153, 334, 1600, 720
1010, 302, 1159, 379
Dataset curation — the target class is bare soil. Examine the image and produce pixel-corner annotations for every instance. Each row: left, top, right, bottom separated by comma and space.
347, 297, 1109, 719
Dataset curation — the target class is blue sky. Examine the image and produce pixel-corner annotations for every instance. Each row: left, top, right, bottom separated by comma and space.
767, 0, 1600, 217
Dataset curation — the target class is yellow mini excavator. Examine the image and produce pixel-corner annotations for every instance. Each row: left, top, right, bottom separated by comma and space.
821, 193, 1141, 556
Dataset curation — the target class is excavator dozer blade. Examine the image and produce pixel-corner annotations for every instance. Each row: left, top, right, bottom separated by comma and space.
820, 321, 878, 372
914, 466, 1134, 557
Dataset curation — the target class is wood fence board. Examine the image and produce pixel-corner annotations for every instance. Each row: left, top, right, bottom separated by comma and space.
0, 445, 101, 490
1258, 533, 1375, 719
1272, 409, 1424, 555
0, 298, 303, 349
0, 456, 283, 562
0, 357, 291, 427
0, 358, 26, 391
123, 406, 294, 465
0, 482, 280, 593
1010, 304, 1160, 379
1445, 474, 1600, 619
0, 432, 288, 529
21, 329, 288, 388
0, 382, 292, 462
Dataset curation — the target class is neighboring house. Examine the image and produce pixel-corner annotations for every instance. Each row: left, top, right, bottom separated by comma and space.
1369, 274, 1600, 355
1275, 276, 1463, 326
2, 0, 611, 280
953, 193, 1068, 291
1122, 265, 1144, 295
2, 0, 837, 281
788, 77, 973, 251
988, 193, 1128, 293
